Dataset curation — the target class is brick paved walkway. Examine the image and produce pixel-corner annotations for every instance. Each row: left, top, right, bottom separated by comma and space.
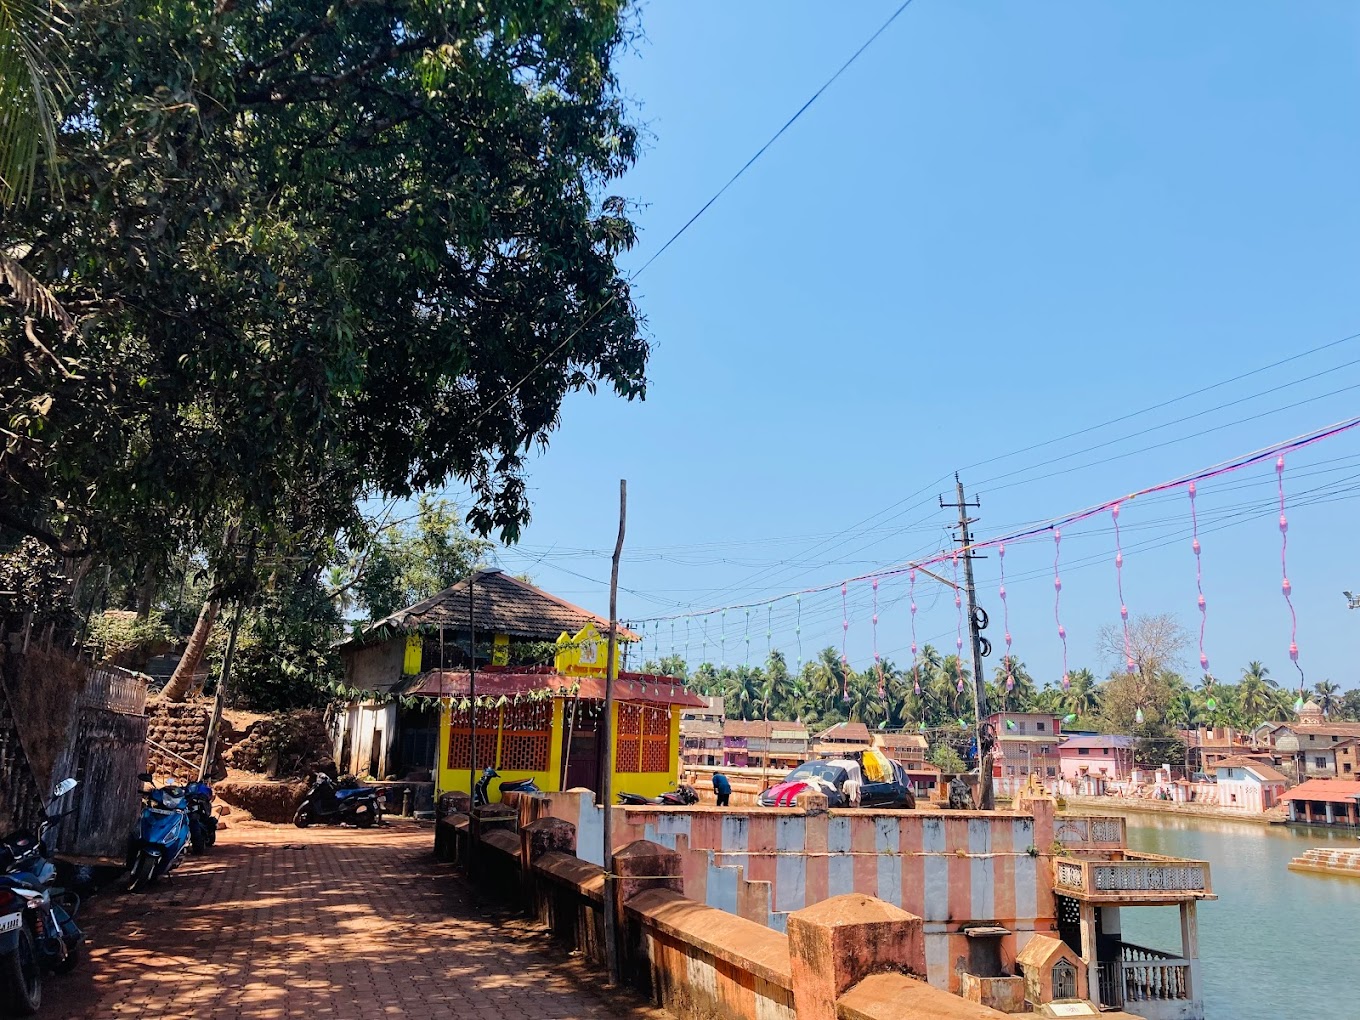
48, 822, 670, 1020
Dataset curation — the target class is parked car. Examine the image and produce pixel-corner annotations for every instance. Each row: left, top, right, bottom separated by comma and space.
758, 753, 915, 809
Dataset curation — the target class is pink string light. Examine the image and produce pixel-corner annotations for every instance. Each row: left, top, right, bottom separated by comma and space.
1054, 529, 1069, 689
872, 577, 884, 698
634, 418, 1360, 643
1112, 503, 1135, 674
841, 582, 851, 703
1277, 456, 1300, 671
953, 552, 965, 693
910, 569, 920, 695
1189, 482, 1209, 676
999, 543, 1013, 691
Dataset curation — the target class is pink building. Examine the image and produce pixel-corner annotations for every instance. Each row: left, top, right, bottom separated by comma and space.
1057, 735, 1135, 783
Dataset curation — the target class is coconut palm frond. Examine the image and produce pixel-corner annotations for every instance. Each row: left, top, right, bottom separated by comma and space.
0, 249, 72, 331
0, 0, 70, 209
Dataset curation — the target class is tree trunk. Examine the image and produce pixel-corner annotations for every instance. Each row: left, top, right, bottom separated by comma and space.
135, 563, 156, 620
163, 599, 218, 702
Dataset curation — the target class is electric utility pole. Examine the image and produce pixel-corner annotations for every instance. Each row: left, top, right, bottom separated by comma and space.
602, 479, 626, 986
942, 475, 994, 810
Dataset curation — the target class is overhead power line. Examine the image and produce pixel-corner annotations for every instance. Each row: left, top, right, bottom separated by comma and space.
469, 1, 919, 428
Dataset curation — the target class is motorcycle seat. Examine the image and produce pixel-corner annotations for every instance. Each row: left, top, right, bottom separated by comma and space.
334, 788, 373, 800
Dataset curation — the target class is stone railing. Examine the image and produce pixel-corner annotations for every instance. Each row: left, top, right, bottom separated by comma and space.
1120, 942, 1190, 1002
1053, 814, 1126, 849
1054, 851, 1212, 898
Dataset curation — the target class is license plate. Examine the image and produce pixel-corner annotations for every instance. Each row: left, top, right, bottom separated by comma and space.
0, 913, 21, 934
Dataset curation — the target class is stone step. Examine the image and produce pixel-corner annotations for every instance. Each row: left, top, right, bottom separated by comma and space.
1288, 847, 1360, 877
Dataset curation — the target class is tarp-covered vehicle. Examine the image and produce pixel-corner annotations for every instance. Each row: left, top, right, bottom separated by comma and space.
758, 750, 915, 808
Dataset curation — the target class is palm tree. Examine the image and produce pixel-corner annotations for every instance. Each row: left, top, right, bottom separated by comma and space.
1061, 668, 1102, 721
1166, 690, 1202, 731
762, 650, 795, 719
725, 666, 764, 721
1237, 676, 1274, 727
1314, 680, 1341, 718
1241, 661, 1277, 689
809, 647, 849, 705
0, 0, 74, 325
992, 658, 1037, 713
845, 672, 887, 727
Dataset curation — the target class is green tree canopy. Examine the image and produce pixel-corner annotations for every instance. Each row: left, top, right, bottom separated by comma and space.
2, 0, 647, 587
345, 497, 493, 621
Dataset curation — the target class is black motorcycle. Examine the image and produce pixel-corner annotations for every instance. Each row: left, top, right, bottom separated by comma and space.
617, 784, 698, 806
0, 778, 84, 1015
472, 767, 540, 808
185, 781, 217, 853
293, 774, 381, 828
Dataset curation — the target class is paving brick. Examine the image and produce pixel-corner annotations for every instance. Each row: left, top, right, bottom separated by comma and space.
48, 823, 669, 1020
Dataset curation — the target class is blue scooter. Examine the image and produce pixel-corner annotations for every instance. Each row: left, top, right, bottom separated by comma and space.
127, 773, 191, 892
0, 777, 84, 1015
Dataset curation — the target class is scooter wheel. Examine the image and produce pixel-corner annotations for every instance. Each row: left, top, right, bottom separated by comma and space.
126, 854, 157, 893
356, 809, 375, 829
0, 926, 42, 1015
293, 809, 311, 829
51, 935, 81, 976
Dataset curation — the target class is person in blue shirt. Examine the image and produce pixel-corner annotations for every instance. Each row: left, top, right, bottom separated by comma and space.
712, 772, 731, 807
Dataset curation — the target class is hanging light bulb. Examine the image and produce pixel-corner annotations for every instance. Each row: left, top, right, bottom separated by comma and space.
1206, 696, 1217, 711
1005, 719, 1016, 731
1135, 707, 1145, 725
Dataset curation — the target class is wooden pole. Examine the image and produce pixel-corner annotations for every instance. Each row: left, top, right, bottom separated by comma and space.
602, 480, 627, 986
199, 537, 253, 783
469, 574, 477, 798
199, 598, 243, 783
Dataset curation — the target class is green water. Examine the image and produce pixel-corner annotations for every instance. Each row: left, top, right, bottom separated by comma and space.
1120, 815, 1360, 1020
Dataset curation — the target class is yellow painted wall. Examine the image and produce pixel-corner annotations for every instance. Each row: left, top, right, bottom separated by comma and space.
608, 702, 682, 801
434, 699, 683, 803
436, 699, 565, 798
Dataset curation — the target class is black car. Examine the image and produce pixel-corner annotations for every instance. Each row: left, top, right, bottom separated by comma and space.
757, 756, 916, 809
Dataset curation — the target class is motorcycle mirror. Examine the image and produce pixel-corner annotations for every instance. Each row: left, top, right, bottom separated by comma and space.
52, 778, 78, 798
137, 772, 154, 783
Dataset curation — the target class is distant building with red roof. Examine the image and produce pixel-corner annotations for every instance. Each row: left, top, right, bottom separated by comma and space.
1282, 778, 1360, 826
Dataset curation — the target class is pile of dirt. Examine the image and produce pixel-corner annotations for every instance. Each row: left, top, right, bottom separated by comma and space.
215, 779, 309, 824
223, 710, 331, 779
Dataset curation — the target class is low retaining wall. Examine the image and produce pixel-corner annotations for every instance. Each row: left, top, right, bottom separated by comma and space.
465, 811, 1014, 1020
511, 788, 1061, 992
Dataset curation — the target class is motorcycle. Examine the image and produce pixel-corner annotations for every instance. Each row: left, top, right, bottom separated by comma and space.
127, 773, 191, 892
0, 777, 84, 1015
185, 781, 217, 854
472, 767, 540, 808
293, 774, 381, 828
617, 784, 699, 806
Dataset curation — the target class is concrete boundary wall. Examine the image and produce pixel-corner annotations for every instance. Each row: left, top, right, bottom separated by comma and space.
470, 811, 1012, 1020
513, 789, 1061, 992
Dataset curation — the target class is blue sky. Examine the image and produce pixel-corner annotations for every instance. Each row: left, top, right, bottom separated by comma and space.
471, 2, 1360, 693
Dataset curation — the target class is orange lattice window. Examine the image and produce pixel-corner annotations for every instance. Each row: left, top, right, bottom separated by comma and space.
499, 701, 552, 772
616, 703, 642, 773
641, 706, 671, 773
447, 705, 499, 771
